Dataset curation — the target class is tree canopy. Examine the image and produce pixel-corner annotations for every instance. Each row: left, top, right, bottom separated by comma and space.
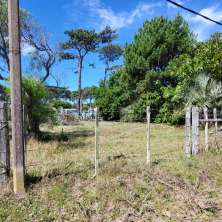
95, 15, 222, 124
60, 26, 118, 115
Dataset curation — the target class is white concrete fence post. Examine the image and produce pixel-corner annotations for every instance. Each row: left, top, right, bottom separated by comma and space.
185, 107, 191, 157
192, 106, 199, 155
204, 107, 209, 151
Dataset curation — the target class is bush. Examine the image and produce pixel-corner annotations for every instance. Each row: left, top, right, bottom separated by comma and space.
22, 76, 57, 136
155, 103, 184, 125
120, 92, 161, 122
51, 100, 72, 109
95, 86, 121, 120
120, 105, 137, 122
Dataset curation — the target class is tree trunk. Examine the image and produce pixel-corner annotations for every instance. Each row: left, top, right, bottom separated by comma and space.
41, 69, 50, 83
104, 62, 109, 86
30, 119, 40, 138
89, 98, 92, 109
78, 57, 83, 117
26, 106, 40, 138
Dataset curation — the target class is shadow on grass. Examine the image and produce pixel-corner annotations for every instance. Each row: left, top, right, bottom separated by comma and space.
25, 174, 43, 186
37, 130, 94, 142
57, 141, 89, 151
25, 162, 94, 187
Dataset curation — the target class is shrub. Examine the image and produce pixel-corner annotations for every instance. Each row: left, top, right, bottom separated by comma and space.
22, 76, 57, 137
51, 100, 72, 109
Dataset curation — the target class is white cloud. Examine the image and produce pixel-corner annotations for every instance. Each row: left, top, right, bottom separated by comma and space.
69, 0, 162, 30
166, 1, 222, 41
185, 5, 222, 40
167, 0, 186, 8
94, 1, 161, 29
191, 5, 222, 25
21, 43, 36, 56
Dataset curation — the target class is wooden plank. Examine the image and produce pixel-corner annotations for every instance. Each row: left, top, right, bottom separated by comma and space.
94, 107, 99, 176
204, 107, 209, 151
147, 106, 151, 166
185, 107, 191, 157
192, 107, 199, 155
0, 102, 10, 190
199, 118, 222, 122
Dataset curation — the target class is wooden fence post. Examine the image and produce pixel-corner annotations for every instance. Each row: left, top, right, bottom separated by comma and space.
213, 108, 218, 148
185, 107, 191, 157
192, 106, 199, 155
147, 106, 151, 166
204, 107, 209, 151
94, 108, 99, 176
0, 102, 10, 190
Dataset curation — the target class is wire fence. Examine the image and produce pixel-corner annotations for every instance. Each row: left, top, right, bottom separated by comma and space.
24, 107, 187, 178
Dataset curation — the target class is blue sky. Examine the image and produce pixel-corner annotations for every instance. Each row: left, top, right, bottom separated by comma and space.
19, 0, 222, 91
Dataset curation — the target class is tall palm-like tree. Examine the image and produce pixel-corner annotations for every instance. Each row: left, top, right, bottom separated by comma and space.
186, 73, 222, 108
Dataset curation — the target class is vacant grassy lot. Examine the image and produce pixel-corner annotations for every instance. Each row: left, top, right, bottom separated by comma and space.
0, 121, 222, 221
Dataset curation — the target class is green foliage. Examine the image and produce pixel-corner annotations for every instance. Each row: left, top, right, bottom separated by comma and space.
61, 29, 100, 58
81, 86, 97, 101
121, 92, 162, 122
96, 15, 195, 123
186, 73, 222, 108
195, 33, 222, 82
51, 100, 72, 109
99, 26, 118, 43
96, 15, 222, 124
95, 86, 120, 120
99, 44, 123, 63
124, 15, 195, 87
22, 76, 56, 136
98, 43, 123, 83
60, 27, 116, 114
163, 33, 222, 113
95, 69, 131, 120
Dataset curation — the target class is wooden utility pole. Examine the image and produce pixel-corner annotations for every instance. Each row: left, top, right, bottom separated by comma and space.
8, 0, 25, 195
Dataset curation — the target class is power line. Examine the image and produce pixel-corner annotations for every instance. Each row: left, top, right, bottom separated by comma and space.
166, 0, 222, 26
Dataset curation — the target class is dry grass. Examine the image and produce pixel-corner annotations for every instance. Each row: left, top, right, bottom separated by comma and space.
0, 121, 222, 221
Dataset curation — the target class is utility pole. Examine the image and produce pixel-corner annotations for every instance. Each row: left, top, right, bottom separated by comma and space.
8, 0, 25, 195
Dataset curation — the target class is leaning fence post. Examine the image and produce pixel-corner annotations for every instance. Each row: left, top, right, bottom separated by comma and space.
204, 107, 209, 151
192, 106, 199, 155
213, 108, 218, 148
185, 107, 191, 157
0, 102, 10, 190
146, 106, 151, 166
94, 107, 99, 176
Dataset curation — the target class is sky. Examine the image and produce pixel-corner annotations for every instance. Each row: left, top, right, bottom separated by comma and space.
19, 0, 222, 91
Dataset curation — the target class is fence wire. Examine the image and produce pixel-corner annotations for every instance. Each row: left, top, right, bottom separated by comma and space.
22, 106, 222, 178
